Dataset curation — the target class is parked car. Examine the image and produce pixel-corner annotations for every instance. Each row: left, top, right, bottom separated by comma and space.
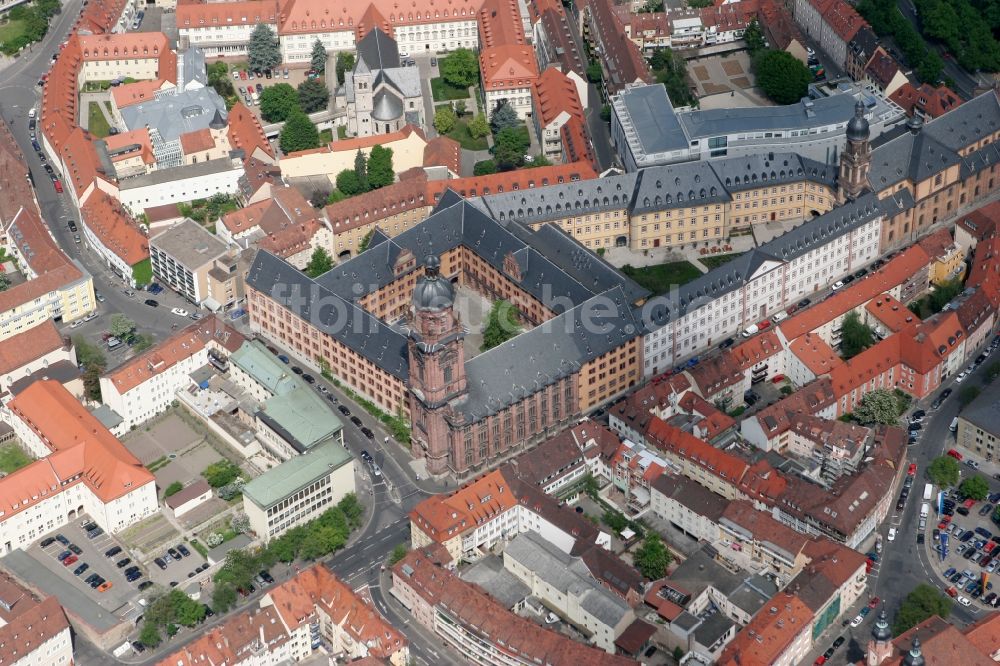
62, 555, 78, 566
144, 299, 159, 308
177, 544, 191, 557
154, 557, 167, 570
73, 563, 89, 576
301, 374, 315, 384
68, 544, 82, 555
116, 557, 131, 568
105, 546, 122, 558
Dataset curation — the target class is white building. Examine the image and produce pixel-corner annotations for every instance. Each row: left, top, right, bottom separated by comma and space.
118, 158, 244, 215
242, 443, 355, 541
641, 193, 884, 376
0, 380, 158, 552
502, 531, 634, 653
100, 316, 244, 430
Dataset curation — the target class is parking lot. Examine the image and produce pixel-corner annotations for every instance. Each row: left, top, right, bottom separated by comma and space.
30, 518, 147, 611
927, 486, 1000, 609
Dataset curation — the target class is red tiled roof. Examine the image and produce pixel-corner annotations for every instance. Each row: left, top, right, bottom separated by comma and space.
587, 0, 653, 94
76, 0, 130, 34
426, 162, 597, 201
0, 574, 70, 666
822, 0, 867, 43
533, 66, 585, 127
111, 79, 172, 109
277, 0, 483, 35
80, 190, 149, 266
177, 0, 279, 29
646, 416, 750, 486
865, 48, 900, 90
8, 380, 155, 503
890, 82, 963, 119
481, 44, 539, 88
104, 128, 155, 165
324, 171, 427, 234
865, 293, 919, 333
227, 102, 275, 162
60, 127, 102, 200
423, 136, 462, 174
718, 593, 813, 665
0, 320, 66, 377
179, 128, 215, 154
409, 469, 519, 542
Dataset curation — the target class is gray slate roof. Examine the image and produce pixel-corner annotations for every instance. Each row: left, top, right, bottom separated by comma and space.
180, 46, 207, 90
459, 556, 532, 609
923, 89, 1000, 152
503, 531, 631, 628
372, 89, 403, 121
643, 192, 885, 328
631, 160, 728, 213
119, 87, 227, 142
678, 93, 858, 138
356, 27, 400, 72
960, 388, 1000, 437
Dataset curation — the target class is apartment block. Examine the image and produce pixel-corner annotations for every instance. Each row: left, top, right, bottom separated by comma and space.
150, 218, 234, 306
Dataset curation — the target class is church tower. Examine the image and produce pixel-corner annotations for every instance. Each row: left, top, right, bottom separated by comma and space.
838, 100, 872, 203
867, 609, 894, 665
407, 255, 467, 476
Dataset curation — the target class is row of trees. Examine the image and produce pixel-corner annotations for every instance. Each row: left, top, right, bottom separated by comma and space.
209, 494, 364, 614
138, 590, 207, 648
259, 81, 330, 123
925, 454, 991, 500
1, 0, 61, 56
328, 146, 394, 203
856, 0, 946, 82
913, 0, 1000, 72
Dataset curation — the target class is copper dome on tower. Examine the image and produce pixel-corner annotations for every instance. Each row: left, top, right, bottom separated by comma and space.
412, 255, 454, 311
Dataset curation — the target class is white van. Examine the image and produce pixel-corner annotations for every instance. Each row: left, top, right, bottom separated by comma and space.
950, 417, 959, 432
741, 324, 759, 338
28, 107, 36, 119
772, 310, 789, 323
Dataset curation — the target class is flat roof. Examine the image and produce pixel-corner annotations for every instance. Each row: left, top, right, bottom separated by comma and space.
150, 218, 229, 270
678, 93, 857, 138
243, 442, 354, 510
616, 84, 689, 155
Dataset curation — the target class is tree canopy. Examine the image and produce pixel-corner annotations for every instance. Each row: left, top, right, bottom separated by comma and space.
893, 584, 952, 636
440, 48, 479, 88
260, 83, 300, 123
468, 114, 490, 139
310, 39, 327, 74
649, 48, 696, 107
367, 145, 395, 189
927, 455, 960, 487
297, 79, 330, 113
852, 389, 900, 425
753, 50, 813, 105
434, 105, 457, 134
304, 247, 334, 278
109, 314, 136, 339
335, 51, 356, 86
280, 111, 320, 153
634, 533, 673, 580
336, 169, 364, 196
248, 23, 281, 73
481, 300, 521, 350
743, 18, 766, 53
840, 311, 876, 358
490, 100, 520, 134
494, 127, 529, 171
960, 475, 990, 500
203, 460, 242, 488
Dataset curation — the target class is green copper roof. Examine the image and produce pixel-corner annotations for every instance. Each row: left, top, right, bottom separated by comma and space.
243, 442, 354, 509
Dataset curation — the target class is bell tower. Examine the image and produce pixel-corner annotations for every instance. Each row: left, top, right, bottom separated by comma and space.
407, 255, 467, 476
867, 609, 893, 665
838, 100, 872, 203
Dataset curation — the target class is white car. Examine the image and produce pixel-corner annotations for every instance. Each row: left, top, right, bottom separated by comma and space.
831, 280, 845, 291
958, 596, 972, 606
888, 528, 897, 542
956, 370, 969, 383
170, 307, 189, 317
850, 614, 865, 627
83, 312, 98, 322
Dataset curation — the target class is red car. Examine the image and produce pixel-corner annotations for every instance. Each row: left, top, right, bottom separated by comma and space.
948, 449, 964, 461
62, 554, 78, 566
868, 596, 880, 609
758, 320, 772, 330
814, 657, 826, 666
53, 179, 63, 193
908, 463, 917, 476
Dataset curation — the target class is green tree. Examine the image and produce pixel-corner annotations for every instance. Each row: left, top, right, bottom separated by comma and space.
586, 60, 603, 82
259, 83, 300, 123
367, 145, 394, 189
959, 385, 982, 406
247, 23, 280, 74
581, 472, 600, 498
893, 584, 952, 635
164, 481, 184, 498
139, 622, 161, 648
212, 583, 237, 614
280, 111, 320, 153
109, 313, 136, 339
338, 493, 363, 528
840, 311, 875, 358
310, 38, 327, 74
468, 113, 490, 139
634, 533, 672, 580
490, 100, 520, 133
494, 127, 529, 171
960, 475, 990, 501
454, 100, 467, 117
203, 460, 241, 488
600, 104, 612, 122
389, 543, 408, 565
753, 49, 813, 104
928, 278, 963, 313
354, 150, 370, 192
927, 455, 961, 487
335, 51, 356, 86
304, 247, 334, 278
474, 159, 497, 176
440, 48, 479, 88
853, 388, 900, 425
297, 79, 330, 113
481, 300, 521, 350
310, 189, 331, 208
650, 48, 695, 107
744, 18, 766, 53
336, 169, 364, 196
434, 105, 457, 134
602, 509, 629, 532
358, 229, 374, 253
917, 49, 944, 83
